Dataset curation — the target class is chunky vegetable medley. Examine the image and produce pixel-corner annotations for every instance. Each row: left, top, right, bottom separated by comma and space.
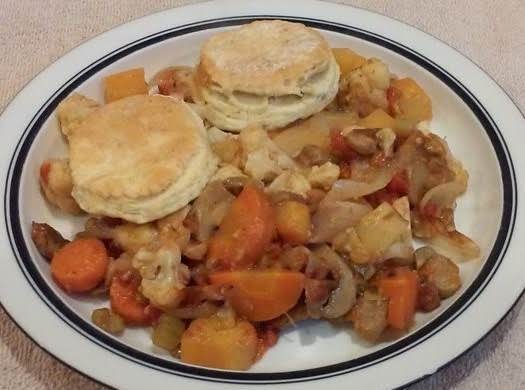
33, 46, 479, 370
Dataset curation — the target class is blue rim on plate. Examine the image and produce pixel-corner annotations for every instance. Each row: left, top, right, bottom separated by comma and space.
3, 16, 517, 385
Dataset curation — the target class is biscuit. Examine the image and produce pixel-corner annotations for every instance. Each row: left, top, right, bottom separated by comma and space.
195, 20, 340, 131
68, 95, 217, 223
56, 93, 100, 137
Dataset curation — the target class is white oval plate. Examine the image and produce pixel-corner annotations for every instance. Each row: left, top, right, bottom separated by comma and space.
0, 1, 523, 389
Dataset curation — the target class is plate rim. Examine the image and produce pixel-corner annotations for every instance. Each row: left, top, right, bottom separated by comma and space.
4, 14, 518, 382
0, 1, 523, 389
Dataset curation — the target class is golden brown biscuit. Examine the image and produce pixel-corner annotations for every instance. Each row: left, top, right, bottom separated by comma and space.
195, 20, 340, 131
56, 93, 100, 137
68, 95, 217, 223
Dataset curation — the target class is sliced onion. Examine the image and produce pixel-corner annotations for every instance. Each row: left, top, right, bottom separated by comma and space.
436, 135, 465, 175
392, 196, 411, 222
381, 241, 414, 264
419, 172, 467, 213
156, 206, 190, 231
407, 163, 429, 205
324, 168, 394, 202
428, 230, 480, 262
104, 254, 133, 288
190, 181, 235, 241
182, 241, 208, 260
272, 111, 358, 157
380, 197, 413, 263
268, 305, 310, 329
310, 201, 372, 243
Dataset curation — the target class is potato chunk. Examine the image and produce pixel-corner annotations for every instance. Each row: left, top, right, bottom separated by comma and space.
388, 78, 432, 123
275, 201, 311, 244
104, 68, 148, 103
332, 48, 367, 75
267, 171, 311, 199
358, 108, 396, 129
181, 314, 258, 370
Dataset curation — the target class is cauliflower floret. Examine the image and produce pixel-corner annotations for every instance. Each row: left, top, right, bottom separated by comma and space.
212, 139, 243, 168
56, 93, 100, 137
361, 59, 391, 90
244, 148, 282, 182
39, 158, 83, 214
308, 162, 340, 190
209, 127, 243, 167
239, 126, 269, 153
156, 206, 191, 250
376, 128, 396, 157
212, 164, 247, 182
337, 59, 391, 116
113, 223, 159, 254
267, 171, 311, 198
132, 244, 189, 309
416, 120, 431, 133
240, 127, 298, 181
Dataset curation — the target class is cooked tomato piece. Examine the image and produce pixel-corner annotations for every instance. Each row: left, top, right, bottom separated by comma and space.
330, 129, 357, 160
386, 170, 409, 195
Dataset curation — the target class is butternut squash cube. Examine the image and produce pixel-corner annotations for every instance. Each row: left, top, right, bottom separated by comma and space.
104, 68, 148, 103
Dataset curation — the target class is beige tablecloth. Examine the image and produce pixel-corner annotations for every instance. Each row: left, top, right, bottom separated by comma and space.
1, 1, 524, 389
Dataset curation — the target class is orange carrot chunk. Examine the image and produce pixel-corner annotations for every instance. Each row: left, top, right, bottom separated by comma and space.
377, 267, 419, 330
109, 273, 159, 326
209, 271, 305, 321
207, 185, 275, 270
51, 238, 109, 293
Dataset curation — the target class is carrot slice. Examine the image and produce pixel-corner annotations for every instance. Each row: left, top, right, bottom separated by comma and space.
51, 238, 109, 293
377, 267, 419, 330
109, 272, 159, 325
207, 185, 275, 269
209, 271, 305, 321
